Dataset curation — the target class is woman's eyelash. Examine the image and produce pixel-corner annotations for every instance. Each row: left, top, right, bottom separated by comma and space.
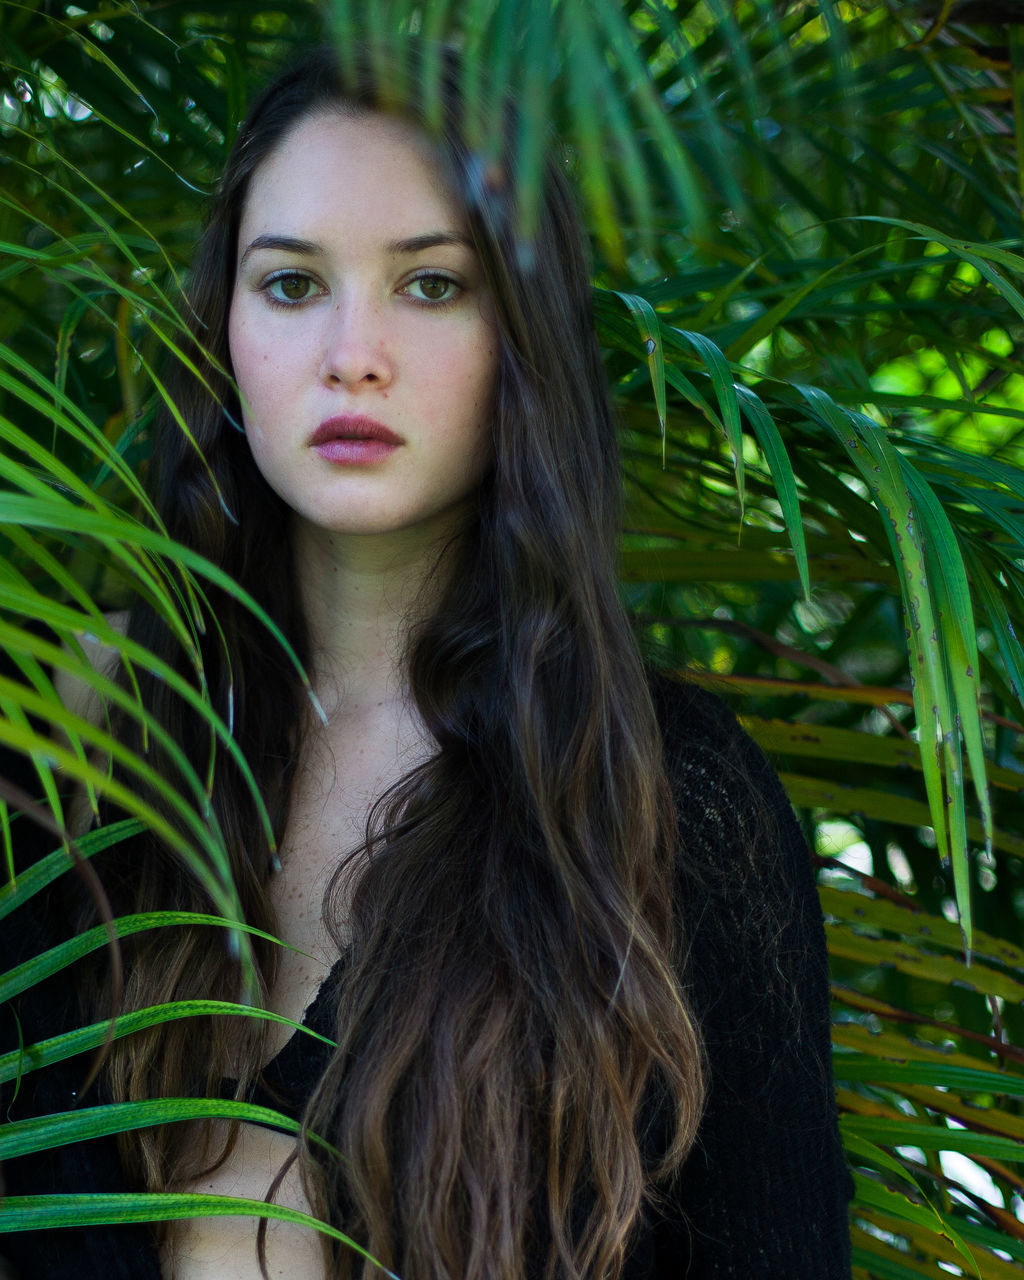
402, 272, 463, 307
255, 269, 464, 308
258, 271, 322, 306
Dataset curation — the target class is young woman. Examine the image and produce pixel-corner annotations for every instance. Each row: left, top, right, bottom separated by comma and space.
1, 45, 852, 1280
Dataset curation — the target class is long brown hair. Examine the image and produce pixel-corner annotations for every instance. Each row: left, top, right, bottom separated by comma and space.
93, 45, 704, 1280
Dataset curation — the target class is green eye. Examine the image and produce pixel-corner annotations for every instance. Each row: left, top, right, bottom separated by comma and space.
408, 274, 459, 304
266, 274, 316, 303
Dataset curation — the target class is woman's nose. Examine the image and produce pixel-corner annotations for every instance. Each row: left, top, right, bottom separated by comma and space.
318, 294, 393, 389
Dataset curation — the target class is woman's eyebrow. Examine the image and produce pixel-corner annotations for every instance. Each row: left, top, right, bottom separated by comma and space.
385, 231, 473, 254
239, 234, 321, 265
238, 230, 473, 267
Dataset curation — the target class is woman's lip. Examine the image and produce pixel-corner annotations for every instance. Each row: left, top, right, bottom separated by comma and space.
314, 438, 400, 464
310, 416, 403, 447
310, 416, 403, 465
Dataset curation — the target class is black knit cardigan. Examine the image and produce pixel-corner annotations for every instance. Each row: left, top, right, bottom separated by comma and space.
0, 674, 853, 1278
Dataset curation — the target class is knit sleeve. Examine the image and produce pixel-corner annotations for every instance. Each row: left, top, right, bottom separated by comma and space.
647, 675, 853, 1279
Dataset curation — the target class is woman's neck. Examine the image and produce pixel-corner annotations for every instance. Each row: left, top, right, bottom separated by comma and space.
291, 517, 453, 718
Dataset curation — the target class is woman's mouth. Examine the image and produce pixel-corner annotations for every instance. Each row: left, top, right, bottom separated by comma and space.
309, 415, 404, 464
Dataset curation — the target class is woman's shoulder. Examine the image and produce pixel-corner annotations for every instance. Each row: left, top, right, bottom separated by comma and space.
647, 667, 829, 1037
646, 665, 742, 739
52, 609, 130, 730
1, 611, 130, 971
646, 668, 805, 888
646, 666, 776, 781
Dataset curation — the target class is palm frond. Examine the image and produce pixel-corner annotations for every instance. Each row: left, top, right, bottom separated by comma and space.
2, 2, 1023, 1272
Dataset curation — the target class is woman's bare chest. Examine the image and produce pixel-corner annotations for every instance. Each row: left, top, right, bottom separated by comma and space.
162, 707, 433, 1279
265, 715, 426, 1041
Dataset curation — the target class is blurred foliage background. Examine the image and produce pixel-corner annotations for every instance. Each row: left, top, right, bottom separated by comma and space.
1, 1, 1023, 1276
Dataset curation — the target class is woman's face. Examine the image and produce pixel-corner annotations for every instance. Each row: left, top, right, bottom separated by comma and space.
228, 109, 498, 543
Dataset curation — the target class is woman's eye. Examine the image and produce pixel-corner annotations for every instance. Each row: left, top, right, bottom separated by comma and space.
405, 274, 459, 304
264, 274, 319, 304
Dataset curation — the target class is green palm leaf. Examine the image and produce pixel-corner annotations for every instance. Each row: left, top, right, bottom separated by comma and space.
2, 3, 1024, 1273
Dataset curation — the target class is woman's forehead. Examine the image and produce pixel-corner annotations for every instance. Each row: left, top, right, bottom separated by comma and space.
240, 109, 463, 240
